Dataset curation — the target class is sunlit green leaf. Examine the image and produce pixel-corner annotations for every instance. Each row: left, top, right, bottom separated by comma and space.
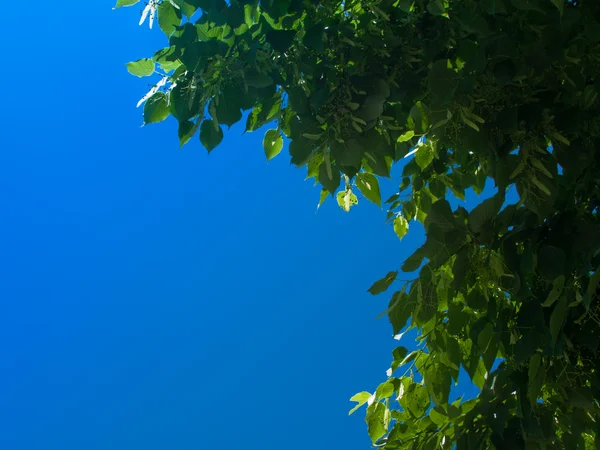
349, 392, 372, 415
393, 215, 409, 240
415, 143, 434, 170
263, 129, 283, 161
365, 402, 388, 443
126, 59, 155, 77
114, 0, 140, 8
356, 173, 381, 207
397, 131, 415, 143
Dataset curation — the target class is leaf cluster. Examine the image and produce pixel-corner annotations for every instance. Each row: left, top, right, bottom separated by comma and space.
117, 0, 600, 447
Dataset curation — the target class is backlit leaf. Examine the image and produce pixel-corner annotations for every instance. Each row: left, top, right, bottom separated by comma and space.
356, 173, 381, 206
393, 215, 409, 240
126, 58, 155, 77
263, 129, 283, 160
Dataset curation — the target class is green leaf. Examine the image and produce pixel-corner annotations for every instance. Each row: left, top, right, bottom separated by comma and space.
266, 30, 296, 53
114, 0, 140, 7
245, 73, 273, 88
158, 1, 182, 36
409, 102, 429, 134
302, 133, 322, 141
468, 193, 503, 235
214, 95, 242, 128
376, 379, 396, 399
397, 131, 415, 143
388, 289, 417, 334
289, 139, 312, 167
528, 354, 545, 406
356, 173, 382, 207
404, 383, 430, 418
349, 392, 372, 415
336, 189, 358, 212
550, 297, 568, 345
368, 271, 398, 295
415, 142, 434, 170
401, 244, 427, 272
398, 0, 413, 12
199, 120, 223, 153
424, 199, 456, 232
452, 247, 468, 293
428, 60, 458, 104
317, 189, 328, 209
462, 116, 480, 132
588, 270, 600, 299
427, 0, 446, 16
126, 59, 155, 77
542, 275, 565, 307
263, 129, 283, 161
365, 402, 388, 443
429, 405, 448, 426
143, 93, 170, 124
318, 159, 341, 194
390, 347, 409, 372
446, 336, 461, 371
531, 176, 551, 196
537, 246, 565, 280
415, 278, 438, 326
303, 25, 325, 51
550, 0, 564, 16
178, 120, 198, 148
393, 215, 409, 240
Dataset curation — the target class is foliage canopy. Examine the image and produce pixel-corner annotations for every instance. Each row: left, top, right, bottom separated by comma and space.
117, 0, 600, 448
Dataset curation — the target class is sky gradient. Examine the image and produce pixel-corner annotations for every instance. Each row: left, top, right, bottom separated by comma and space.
0, 2, 432, 449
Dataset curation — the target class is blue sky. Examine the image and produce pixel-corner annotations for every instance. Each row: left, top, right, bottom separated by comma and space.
0, 2, 434, 449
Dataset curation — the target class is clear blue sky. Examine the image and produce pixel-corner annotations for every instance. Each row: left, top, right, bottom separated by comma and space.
0, 2, 433, 449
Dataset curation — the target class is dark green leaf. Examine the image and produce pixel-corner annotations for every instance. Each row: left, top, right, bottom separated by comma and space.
214, 95, 242, 128
427, 0, 445, 16
318, 160, 341, 194
468, 193, 504, 235
245, 73, 274, 88
428, 60, 458, 104
199, 120, 223, 152
143, 92, 170, 124
527, 354, 545, 406
289, 139, 312, 167
266, 30, 296, 53
368, 271, 398, 295
303, 25, 325, 51
452, 247, 468, 293
388, 289, 417, 335
537, 246, 565, 281
550, 297, 568, 345
424, 199, 456, 233
178, 120, 198, 147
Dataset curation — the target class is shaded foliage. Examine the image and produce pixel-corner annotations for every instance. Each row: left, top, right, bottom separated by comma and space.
117, 0, 600, 447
